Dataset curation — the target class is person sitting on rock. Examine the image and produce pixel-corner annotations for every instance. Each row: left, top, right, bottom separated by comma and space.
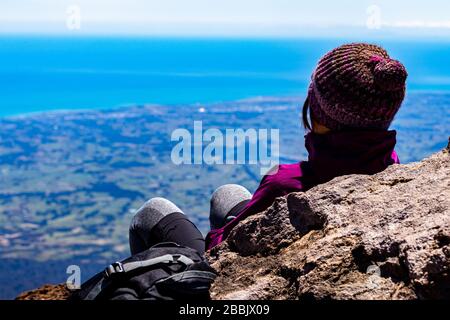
205, 43, 408, 250
136, 43, 407, 253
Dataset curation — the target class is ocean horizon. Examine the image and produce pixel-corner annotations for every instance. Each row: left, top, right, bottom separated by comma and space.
2, 36, 450, 117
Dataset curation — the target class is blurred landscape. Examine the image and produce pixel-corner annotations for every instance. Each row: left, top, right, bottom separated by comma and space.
0, 92, 449, 298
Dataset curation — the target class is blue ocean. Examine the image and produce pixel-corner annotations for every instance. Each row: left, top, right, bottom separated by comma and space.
1, 36, 450, 117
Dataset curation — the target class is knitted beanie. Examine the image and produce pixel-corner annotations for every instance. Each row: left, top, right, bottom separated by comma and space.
308, 43, 408, 130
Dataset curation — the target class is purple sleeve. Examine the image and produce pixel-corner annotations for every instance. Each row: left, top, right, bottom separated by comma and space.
391, 150, 400, 164
206, 163, 303, 250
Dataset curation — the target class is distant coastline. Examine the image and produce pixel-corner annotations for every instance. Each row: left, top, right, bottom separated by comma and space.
1, 94, 304, 119
2, 89, 450, 120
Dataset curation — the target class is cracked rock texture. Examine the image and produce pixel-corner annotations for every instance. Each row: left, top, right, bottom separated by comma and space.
15, 284, 71, 300
208, 144, 450, 300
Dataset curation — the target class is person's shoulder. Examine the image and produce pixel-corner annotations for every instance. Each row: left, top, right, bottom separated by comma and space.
261, 162, 304, 190
265, 162, 302, 177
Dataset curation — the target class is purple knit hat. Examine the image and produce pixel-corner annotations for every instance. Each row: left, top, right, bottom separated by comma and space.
308, 43, 408, 130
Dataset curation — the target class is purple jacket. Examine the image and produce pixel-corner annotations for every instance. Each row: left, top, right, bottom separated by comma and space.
206, 130, 399, 250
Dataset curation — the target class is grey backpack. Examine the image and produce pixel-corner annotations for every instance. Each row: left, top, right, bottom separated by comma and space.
69, 242, 216, 300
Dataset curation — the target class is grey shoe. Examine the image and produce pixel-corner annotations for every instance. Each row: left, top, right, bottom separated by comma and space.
129, 197, 183, 255
209, 184, 252, 230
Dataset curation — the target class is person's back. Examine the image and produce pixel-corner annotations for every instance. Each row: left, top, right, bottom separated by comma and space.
206, 43, 408, 250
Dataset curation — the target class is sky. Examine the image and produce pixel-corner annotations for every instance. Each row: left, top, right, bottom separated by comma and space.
1, 0, 450, 37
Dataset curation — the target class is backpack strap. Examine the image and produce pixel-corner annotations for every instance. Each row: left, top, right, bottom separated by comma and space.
104, 254, 195, 277
157, 270, 217, 283
84, 277, 109, 300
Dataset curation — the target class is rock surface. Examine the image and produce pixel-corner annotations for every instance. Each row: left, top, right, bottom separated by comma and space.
15, 284, 71, 300
16, 143, 450, 300
208, 143, 450, 300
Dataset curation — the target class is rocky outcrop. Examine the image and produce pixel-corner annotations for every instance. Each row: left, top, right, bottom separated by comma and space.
17, 143, 450, 300
15, 284, 71, 300
208, 143, 450, 300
